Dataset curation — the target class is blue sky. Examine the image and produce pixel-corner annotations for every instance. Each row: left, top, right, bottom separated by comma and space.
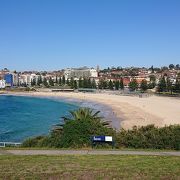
0, 0, 180, 71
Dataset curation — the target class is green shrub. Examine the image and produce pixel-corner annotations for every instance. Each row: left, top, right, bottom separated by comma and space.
116, 125, 180, 150
22, 136, 45, 147
22, 108, 115, 148
51, 117, 115, 148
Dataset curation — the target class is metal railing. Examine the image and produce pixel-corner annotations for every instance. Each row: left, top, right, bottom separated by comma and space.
0, 142, 22, 147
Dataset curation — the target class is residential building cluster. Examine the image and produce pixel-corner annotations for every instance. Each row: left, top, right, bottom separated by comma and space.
0, 64, 180, 91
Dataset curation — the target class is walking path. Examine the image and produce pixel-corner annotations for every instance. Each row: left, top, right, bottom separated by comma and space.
0, 149, 179, 156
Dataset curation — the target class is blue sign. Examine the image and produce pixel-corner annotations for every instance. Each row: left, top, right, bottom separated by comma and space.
92, 136, 105, 142
92, 136, 113, 142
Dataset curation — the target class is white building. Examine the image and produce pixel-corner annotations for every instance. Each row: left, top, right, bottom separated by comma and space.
64, 67, 98, 80
12, 73, 19, 86
18, 74, 37, 86
0, 80, 6, 89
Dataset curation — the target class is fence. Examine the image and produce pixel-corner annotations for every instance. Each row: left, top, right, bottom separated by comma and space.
0, 142, 22, 147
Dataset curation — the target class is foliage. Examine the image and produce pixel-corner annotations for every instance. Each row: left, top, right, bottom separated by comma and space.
74, 80, 78, 89
116, 124, 180, 150
157, 76, 166, 92
37, 76, 42, 86
98, 79, 108, 89
43, 77, 48, 87
140, 79, 148, 92
58, 77, 62, 85
62, 75, 66, 85
49, 77, 54, 86
22, 136, 47, 147
31, 78, 36, 86
119, 78, 124, 89
22, 108, 115, 148
114, 80, 120, 90
169, 64, 175, 69
108, 80, 114, 90
148, 82, 156, 89
70, 77, 74, 88
51, 108, 114, 148
149, 75, 156, 82
157, 76, 180, 94
174, 79, 180, 93
128, 79, 138, 91
166, 78, 173, 94
91, 79, 96, 88
175, 64, 180, 70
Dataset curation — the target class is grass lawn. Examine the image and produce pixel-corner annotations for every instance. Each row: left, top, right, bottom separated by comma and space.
0, 155, 179, 179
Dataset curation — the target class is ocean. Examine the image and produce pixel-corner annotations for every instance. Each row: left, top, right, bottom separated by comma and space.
0, 95, 78, 142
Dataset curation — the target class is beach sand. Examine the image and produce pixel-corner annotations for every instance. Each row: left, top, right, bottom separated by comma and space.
4, 91, 180, 130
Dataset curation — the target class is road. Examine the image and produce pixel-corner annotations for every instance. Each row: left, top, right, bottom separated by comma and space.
0, 149, 180, 156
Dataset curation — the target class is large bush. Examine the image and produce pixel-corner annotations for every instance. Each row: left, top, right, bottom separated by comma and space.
116, 125, 180, 150
50, 117, 115, 148
22, 108, 115, 148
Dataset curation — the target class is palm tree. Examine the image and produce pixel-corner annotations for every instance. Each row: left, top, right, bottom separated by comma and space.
53, 108, 110, 133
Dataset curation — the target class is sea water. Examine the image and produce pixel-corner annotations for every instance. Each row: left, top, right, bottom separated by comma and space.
0, 95, 77, 142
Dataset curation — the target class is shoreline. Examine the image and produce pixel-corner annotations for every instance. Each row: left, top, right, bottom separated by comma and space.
1, 92, 121, 130
1, 91, 180, 130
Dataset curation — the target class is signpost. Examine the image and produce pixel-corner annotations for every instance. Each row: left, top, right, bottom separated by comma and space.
91, 136, 114, 148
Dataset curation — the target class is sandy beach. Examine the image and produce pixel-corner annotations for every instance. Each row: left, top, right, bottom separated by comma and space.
3, 91, 180, 130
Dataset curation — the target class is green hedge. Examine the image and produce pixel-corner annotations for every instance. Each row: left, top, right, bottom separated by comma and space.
116, 125, 180, 150
22, 124, 180, 150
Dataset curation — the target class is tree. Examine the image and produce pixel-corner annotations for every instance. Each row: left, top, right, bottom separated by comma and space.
102, 80, 108, 89
79, 77, 83, 88
120, 78, 124, 90
43, 77, 48, 87
174, 79, 180, 93
169, 64, 175, 70
98, 79, 104, 89
62, 75, 66, 85
37, 76, 42, 86
74, 80, 78, 89
87, 78, 92, 88
128, 79, 138, 91
148, 82, 156, 89
83, 78, 88, 88
157, 76, 166, 92
166, 78, 173, 94
98, 79, 108, 89
108, 80, 114, 90
149, 75, 156, 82
55, 76, 58, 84
140, 80, 148, 92
31, 78, 36, 86
175, 64, 180, 70
66, 79, 70, 86
161, 66, 168, 71
49, 77, 54, 86
150, 65, 154, 73
70, 77, 74, 88
51, 108, 113, 148
91, 79, 97, 89
58, 77, 62, 85
114, 80, 120, 90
